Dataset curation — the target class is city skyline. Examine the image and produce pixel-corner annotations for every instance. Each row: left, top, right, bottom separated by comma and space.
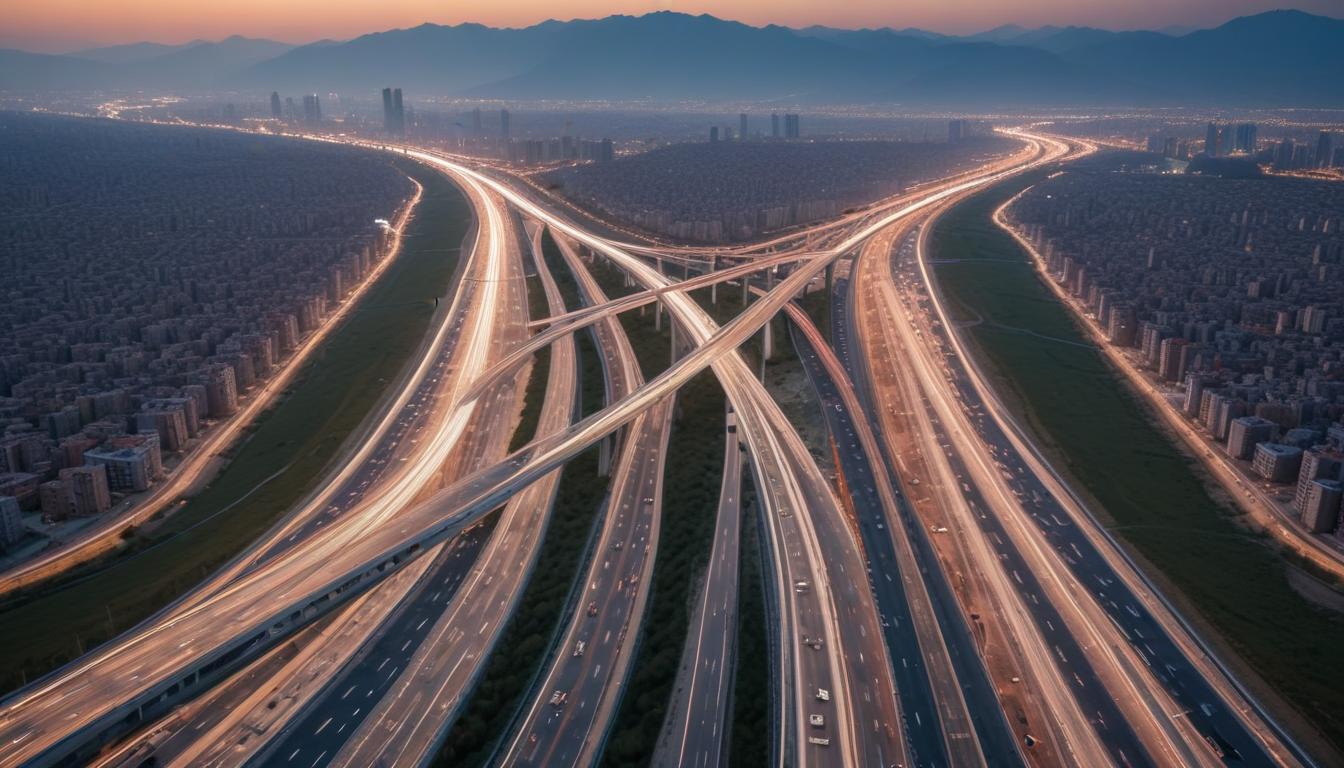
6, 0, 1342, 52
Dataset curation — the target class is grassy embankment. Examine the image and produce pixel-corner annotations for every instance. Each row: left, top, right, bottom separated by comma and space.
931, 171, 1344, 758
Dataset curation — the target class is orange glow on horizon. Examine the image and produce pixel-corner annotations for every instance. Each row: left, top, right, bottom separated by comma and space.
6, 0, 1340, 53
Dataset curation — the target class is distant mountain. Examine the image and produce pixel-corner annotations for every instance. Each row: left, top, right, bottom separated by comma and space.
4, 10, 1342, 108
71, 40, 202, 62
0, 36, 293, 90
0, 49, 108, 90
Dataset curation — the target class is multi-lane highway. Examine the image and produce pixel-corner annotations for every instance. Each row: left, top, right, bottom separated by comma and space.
497, 229, 674, 767
0, 121, 1316, 768
653, 407, 743, 768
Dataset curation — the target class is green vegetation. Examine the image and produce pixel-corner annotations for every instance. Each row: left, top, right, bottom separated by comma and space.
0, 158, 469, 693
578, 254, 727, 766
509, 273, 552, 453
932, 171, 1344, 755
434, 323, 611, 766
602, 368, 726, 766
730, 477, 770, 766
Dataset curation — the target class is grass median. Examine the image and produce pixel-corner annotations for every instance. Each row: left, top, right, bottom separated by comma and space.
0, 157, 468, 693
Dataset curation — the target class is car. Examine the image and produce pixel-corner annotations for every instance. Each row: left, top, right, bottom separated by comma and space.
549, 690, 568, 707
613, 541, 623, 550
573, 641, 585, 657
809, 714, 825, 727
807, 736, 831, 747
794, 579, 810, 593
815, 688, 831, 702
587, 601, 598, 617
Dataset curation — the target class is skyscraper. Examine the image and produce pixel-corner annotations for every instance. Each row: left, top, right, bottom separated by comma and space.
1205, 122, 1219, 157
500, 109, 511, 140
472, 108, 482, 136
270, 91, 282, 119
1317, 131, 1336, 168
784, 113, 800, 139
948, 119, 965, 143
771, 112, 780, 138
1234, 123, 1257, 153
710, 126, 719, 143
302, 94, 322, 125
1275, 138, 1296, 170
739, 113, 748, 140
381, 88, 406, 136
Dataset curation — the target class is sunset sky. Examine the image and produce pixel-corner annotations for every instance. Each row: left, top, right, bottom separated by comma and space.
7, 0, 1340, 53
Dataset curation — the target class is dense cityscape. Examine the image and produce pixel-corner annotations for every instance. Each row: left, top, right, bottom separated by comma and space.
1, 3, 1343, 768
1005, 157, 1344, 540
0, 114, 408, 558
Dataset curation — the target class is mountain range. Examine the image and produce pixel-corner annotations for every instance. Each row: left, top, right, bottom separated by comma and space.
2, 10, 1340, 107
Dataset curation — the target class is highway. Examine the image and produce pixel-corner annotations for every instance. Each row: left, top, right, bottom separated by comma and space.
911, 162, 1311, 766
846, 130, 1304, 768
652, 408, 743, 768
496, 229, 673, 767
1, 134, 1042, 767
785, 299, 1001, 767
4, 122, 1311, 768
263, 220, 577, 768
852, 210, 1146, 765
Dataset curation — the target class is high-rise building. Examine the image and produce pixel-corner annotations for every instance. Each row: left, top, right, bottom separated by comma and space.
1252, 443, 1304, 483
1301, 479, 1343, 533
710, 126, 719, 143
472, 108, 483, 136
784, 113, 800, 139
1205, 122, 1220, 157
302, 94, 322, 125
38, 480, 72, 521
500, 109, 511, 140
739, 113, 748, 140
200, 363, 239, 418
1227, 415, 1276, 460
86, 434, 163, 492
1275, 138, 1296, 170
1317, 131, 1336, 168
599, 138, 614, 162
1158, 337, 1190, 382
948, 119, 965, 143
270, 91, 282, 119
1234, 123, 1257, 153
1296, 448, 1344, 512
60, 465, 111, 516
771, 113, 780, 138
0, 495, 21, 548
382, 88, 406, 136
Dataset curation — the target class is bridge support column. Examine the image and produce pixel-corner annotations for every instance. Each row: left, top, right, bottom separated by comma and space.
710, 256, 718, 305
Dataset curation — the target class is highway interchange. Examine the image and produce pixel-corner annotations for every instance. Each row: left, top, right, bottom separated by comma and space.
0, 123, 1318, 768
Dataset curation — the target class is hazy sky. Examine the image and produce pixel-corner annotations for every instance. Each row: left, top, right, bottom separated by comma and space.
7, 0, 1341, 52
